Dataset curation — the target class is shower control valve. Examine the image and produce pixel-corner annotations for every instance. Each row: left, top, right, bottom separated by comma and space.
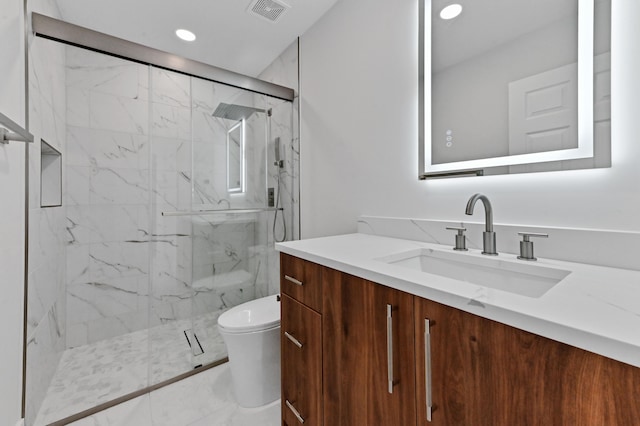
446, 226, 468, 251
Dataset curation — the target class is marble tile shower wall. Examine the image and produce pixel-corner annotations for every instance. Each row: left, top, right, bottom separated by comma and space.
64, 49, 207, 344
152, 69, 262, 324
148, 67, 194, 327
64, 47, 153, 348
63, 47, 279, 346
189, 79, 264, 317
25, 2, 67, 422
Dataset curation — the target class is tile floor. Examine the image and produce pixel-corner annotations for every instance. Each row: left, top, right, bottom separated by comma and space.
34, 310, 229, 425
67, 363, 281, 426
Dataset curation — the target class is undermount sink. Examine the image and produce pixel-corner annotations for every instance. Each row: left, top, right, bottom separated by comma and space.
378, 248, 571, 298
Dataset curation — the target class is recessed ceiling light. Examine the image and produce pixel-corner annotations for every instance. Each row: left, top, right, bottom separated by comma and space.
175, 29, 196, 42
440, 4, 463, 20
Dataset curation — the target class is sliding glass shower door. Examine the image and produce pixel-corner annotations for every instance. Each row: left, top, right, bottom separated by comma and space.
152, 74, 294, 378
27, 40, 295, 425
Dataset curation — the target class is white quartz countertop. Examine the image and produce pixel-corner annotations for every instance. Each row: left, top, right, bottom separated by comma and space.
276, 233, 640, 368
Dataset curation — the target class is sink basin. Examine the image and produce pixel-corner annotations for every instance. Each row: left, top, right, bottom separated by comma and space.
378, 248, 571, 298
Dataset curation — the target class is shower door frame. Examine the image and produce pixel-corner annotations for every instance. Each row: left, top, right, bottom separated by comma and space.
31, 13, 294, 102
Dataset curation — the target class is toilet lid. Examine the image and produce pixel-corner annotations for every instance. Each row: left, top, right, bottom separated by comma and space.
218, 295, 280, 333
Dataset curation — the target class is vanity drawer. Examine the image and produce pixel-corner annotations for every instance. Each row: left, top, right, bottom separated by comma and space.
281, 294, 322, 426
280, 253, 322, 313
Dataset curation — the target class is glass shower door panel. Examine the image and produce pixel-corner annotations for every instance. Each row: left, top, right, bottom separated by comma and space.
148, 66, 195, 385
264, 96, 294, 296
189, 78, 271, 369
26, 43, 153, 426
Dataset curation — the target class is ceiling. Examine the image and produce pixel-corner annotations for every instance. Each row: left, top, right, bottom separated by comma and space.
55, 0, 339, 77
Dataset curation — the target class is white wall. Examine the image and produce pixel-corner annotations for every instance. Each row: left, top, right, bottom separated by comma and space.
0, 0, 26, 423
300, 0, 640, 239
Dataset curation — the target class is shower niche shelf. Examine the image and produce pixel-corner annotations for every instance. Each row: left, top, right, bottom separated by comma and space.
40, 139, 62, 208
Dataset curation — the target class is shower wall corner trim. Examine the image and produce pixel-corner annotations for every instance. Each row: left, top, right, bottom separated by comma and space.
31, 12, 295, 102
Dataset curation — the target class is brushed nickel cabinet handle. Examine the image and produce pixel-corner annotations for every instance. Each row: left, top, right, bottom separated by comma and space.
284, 331, 303, 349
285, 399, 305, 424
387, 303, 394, 394
425, 318, 433, 422
284, 275, 303, 286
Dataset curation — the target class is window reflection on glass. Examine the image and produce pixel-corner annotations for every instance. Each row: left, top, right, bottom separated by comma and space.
227, 120, 245, 193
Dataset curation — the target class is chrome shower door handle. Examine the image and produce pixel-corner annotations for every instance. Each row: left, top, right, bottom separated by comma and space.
425, 318, 433, 422
387, 303, 394, 394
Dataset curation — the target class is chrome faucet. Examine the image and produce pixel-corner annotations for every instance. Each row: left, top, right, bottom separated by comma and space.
465, 193, 497, 256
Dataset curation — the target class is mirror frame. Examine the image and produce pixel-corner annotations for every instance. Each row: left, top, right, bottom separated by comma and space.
419, 0, 596, 179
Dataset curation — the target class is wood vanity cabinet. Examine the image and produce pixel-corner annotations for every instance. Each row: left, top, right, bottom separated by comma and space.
280, 294, 322, 425
414, 297, 640, 425
280, 254, 323, 425
280, 254, 416, 426
281, 254, 640, 426
322, 267, 417, 426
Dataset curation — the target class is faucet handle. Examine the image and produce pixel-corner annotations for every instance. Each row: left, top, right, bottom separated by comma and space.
517, 232, 549, 261
446, 227, 468, 251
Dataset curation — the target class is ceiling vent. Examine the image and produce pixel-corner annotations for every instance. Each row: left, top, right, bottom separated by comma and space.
247, 0, 290, 23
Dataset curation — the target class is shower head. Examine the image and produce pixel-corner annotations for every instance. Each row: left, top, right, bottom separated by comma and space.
212, 103, 265, 121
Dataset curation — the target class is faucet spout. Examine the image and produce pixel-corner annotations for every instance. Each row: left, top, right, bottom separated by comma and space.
465, 193, 497, 255
465, 193, 493, 232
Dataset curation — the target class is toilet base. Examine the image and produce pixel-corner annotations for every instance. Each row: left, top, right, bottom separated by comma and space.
223, 325, 281, 408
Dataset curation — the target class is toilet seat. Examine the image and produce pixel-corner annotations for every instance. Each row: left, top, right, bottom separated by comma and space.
218, 295, 280, 334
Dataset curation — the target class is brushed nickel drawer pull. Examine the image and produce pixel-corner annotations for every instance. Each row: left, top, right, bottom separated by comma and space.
387, 303, 394, 394
425, 318, 433, 422
284, 331, 303, 349
286, 399, 305, 424
284, 275, 303, 286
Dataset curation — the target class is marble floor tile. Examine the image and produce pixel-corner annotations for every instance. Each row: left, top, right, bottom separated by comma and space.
66, 396, 153, 426
67, 364, 281, 426
34, 309, 230, 426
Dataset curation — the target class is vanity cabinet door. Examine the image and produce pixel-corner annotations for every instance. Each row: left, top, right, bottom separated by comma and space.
322, 268, 416, 426
281, 294, 322, 426
414, 297, 488, 425
414, 297, 640, 425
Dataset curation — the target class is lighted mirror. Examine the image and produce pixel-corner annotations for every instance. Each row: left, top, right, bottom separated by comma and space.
227, 120, 245, 193
419, 0, 611, 178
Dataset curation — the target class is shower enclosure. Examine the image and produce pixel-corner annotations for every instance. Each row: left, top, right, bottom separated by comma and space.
25, 16, 298, 425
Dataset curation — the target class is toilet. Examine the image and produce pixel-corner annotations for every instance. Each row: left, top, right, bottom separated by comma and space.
217, 295, 281, 408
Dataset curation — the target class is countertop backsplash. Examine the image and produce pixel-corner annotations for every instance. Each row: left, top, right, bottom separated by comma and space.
357, 216, 640, 272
